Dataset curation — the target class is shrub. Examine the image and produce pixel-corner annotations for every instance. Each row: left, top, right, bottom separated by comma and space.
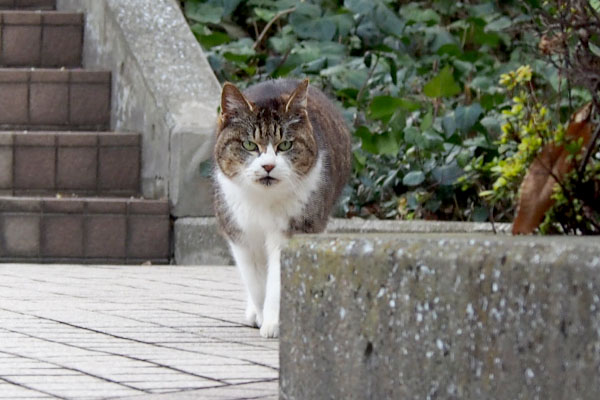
181, 0, 598, 233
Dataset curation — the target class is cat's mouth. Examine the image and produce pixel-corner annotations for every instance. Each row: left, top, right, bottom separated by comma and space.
257, 176, 278, 186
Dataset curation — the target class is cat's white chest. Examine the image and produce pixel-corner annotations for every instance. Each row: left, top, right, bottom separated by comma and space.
216, 155, 323, 238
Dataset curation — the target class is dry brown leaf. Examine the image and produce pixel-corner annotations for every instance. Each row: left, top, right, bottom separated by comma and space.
512, 102, 594, 235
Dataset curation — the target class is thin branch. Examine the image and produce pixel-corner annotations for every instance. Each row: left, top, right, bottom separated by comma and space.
578, 119, 600, 176
252, 7, 296, 50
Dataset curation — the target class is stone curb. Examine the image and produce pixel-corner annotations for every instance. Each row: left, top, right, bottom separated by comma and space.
173, 217, 511, 266
280, 233, 600, 400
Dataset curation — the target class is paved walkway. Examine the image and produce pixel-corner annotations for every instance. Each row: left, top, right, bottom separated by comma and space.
0, 264, 278, 399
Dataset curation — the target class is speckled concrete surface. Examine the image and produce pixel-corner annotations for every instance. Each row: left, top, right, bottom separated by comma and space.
174, 217, 512, 266
281, 233, 600, 400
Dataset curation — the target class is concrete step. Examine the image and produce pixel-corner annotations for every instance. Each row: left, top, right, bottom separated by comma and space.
0, 11, 82, 67
0, 69, 110, 130
0, 0, 55, 10
0, 131, 141, 197
0, 196, 170, 264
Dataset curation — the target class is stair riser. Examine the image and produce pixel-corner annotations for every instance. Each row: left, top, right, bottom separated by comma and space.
0, 12, 82, 67
0, 132, 140, 196
0, 0, 55, 10
0, 197, 170, 264
0, 69, 110, 130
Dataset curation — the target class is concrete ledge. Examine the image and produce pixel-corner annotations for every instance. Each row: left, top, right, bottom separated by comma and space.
174, 217, 232, 266
174, 217, 510, 265
281, 233, 600, 399
57, 0, 221, 215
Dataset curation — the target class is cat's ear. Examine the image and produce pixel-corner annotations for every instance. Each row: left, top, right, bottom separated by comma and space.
285, 79, 309, 113
221, 82, 254, 119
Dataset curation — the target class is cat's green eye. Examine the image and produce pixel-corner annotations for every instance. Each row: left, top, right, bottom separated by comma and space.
242, 140, 258, 151
277, 140, 293, 152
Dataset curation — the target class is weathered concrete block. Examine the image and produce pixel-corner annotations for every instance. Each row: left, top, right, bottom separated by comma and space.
174, 217, 232, 266
281, 234, 600, 400
57, 0, 221, 216
174, 217, 511, 266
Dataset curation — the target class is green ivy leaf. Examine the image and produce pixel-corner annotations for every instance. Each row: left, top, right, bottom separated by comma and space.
432, 163, 464, 186
368, 96, 420, 120
423, 66, 461, 98
454, 103, 483, 133
185, 3, 224, 24
196, 31, 231, 49
403, 171, 426, 186
376, 131, 400, 155
355, 126, 378, 154
485, 16, 512, 32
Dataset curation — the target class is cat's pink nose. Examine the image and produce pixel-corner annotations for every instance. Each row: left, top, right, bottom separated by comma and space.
262, 164, 275, 173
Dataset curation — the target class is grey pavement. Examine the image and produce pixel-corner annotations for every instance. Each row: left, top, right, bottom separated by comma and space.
0, 264, 278, 399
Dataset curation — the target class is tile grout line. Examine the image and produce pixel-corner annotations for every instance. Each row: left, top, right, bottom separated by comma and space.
0, 347, 150, 396
0, 374, 65, 400
0, 319, 232, 387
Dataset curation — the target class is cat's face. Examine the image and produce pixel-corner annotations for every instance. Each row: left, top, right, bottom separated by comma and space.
215, 80, 318, 191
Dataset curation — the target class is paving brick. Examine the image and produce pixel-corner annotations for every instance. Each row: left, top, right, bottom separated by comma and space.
1, 214, 40, 256
41, 25, 82, 67
13, 146, 55, 190
0, 83, 28, 124
42, 12, 82, 25
41, 214, 84, 257
85, 215, 127, 258
98, 132, 140, 147
98, 147, 139, 192
0, 131, 12, 145
69, 83, 110, 127
2, 11, 41, 24
30, 69, 69, 82
13, 131, 55, 146
30, 82, 69, 125
0, 146, 12, 189
20, 0, 56, 9
86, 199, 127, 214
129, 199, 169, 215
127, 215, 170, 259
42, 198, 84, 213
0, 69, 28, 82
1, 0, 56, 10
56, 146, 97, 190
57, 132, 97, 147
70, 70, 110, 83
0, 196, 41, 211
1, 25, 41, 66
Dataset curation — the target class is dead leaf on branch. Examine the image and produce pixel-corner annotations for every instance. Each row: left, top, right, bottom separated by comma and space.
512, 102, 594, 235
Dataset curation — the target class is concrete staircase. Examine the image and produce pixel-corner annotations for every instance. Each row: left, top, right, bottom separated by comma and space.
0, 0, 170, 263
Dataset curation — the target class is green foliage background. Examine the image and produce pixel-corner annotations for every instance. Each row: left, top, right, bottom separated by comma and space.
181, 0, 592, 223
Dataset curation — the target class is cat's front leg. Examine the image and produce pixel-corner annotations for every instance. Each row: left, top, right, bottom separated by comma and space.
245, 293, 263, 328
230, 242, 266, 328
261, 236, 282, 338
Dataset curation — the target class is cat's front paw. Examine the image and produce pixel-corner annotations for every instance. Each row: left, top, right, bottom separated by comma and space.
245, 303, 259, 328
259, 320, 279, 338
245, 306, 264, 328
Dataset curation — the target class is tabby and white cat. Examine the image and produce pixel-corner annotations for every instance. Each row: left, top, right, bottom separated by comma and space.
213, 79, 351, 338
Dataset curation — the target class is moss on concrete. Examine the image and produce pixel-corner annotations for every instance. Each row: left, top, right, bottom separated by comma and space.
281, 233, 600, 400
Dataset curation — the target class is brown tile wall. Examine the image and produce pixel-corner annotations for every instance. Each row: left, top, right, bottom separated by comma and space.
0, 69, 110, 130
0, 11, 81, 67
0, 197, 170, 263
0, 0, 55, 10
0, 131, 141, 196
